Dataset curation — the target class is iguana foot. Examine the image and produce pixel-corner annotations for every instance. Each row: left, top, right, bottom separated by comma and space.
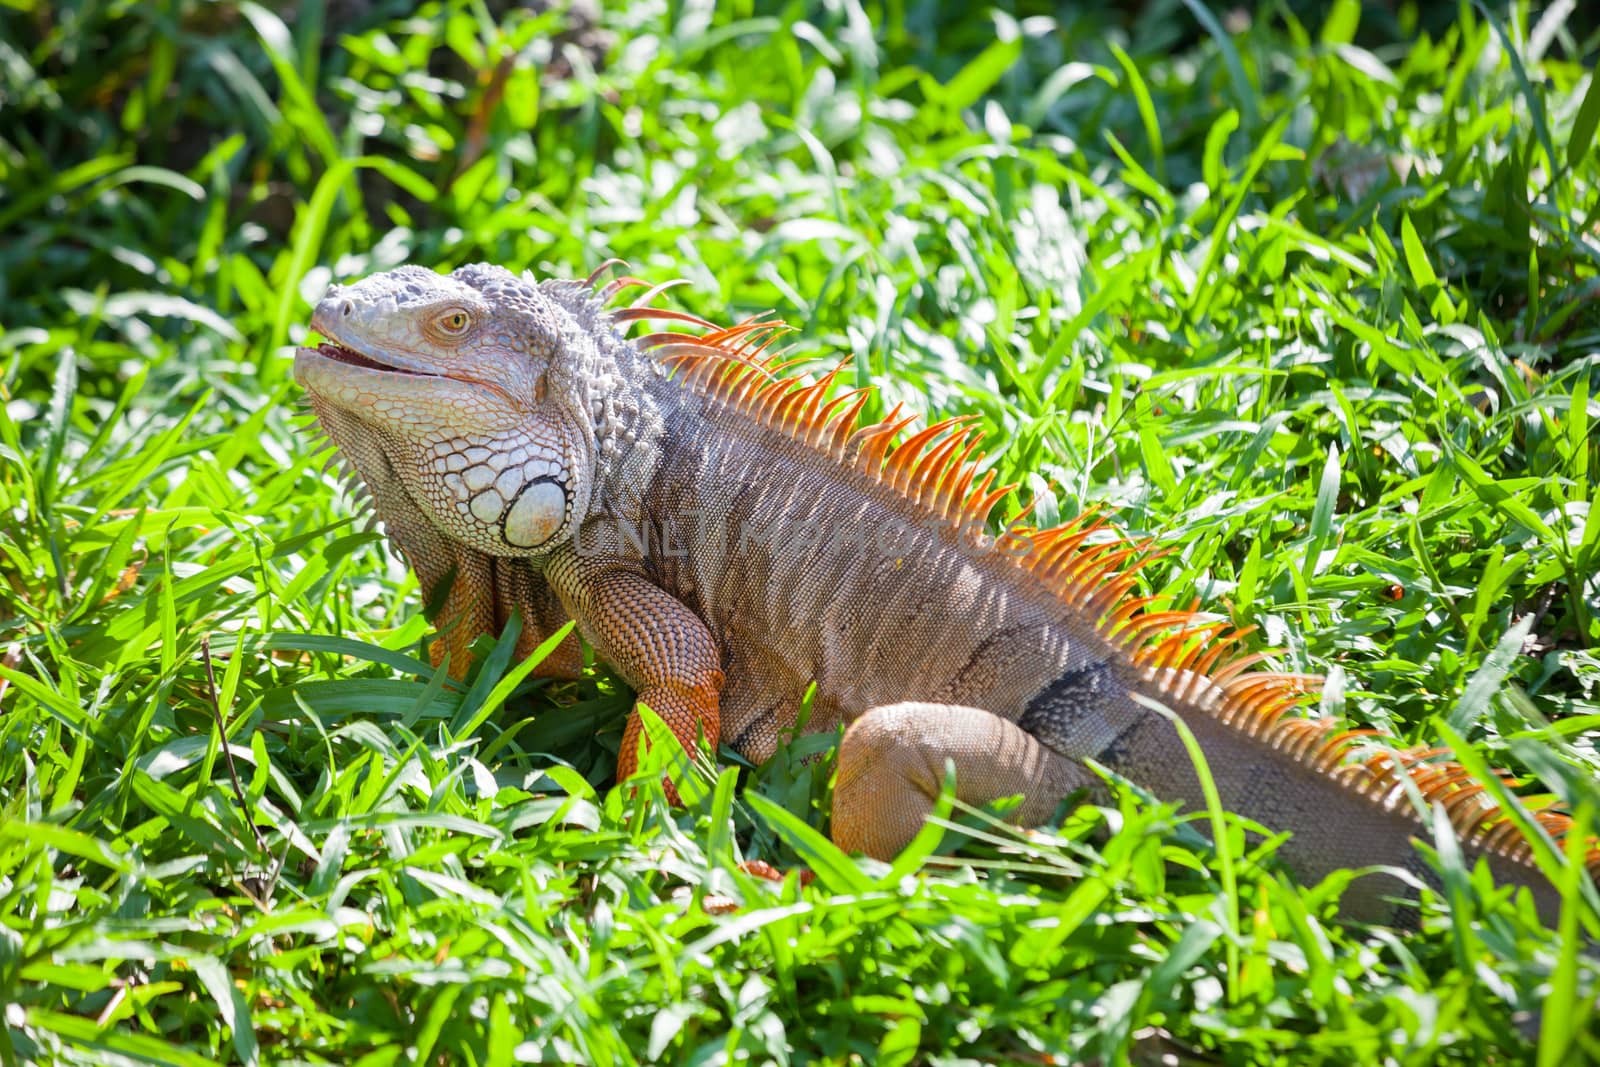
738, 859, 815, 886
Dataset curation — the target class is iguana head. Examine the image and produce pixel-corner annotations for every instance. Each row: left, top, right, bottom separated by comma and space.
295, 263, 625, 558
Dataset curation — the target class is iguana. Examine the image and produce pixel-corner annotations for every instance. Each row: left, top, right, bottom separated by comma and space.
295, 261, 1596, 925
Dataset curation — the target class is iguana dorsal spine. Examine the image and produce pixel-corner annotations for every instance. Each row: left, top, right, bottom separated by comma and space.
606, 269, 1592, 884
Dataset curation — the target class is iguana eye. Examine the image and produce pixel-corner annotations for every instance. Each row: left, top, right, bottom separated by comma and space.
437, 309, 472, 335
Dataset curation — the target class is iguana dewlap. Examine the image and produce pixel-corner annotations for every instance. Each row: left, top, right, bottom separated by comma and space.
295, 261, 1595, 924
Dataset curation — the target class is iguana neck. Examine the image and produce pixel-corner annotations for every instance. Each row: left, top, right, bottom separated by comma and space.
534, 279, 687, 521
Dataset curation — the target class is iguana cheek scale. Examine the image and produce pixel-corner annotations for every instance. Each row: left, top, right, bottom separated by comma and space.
294, 260, 1597, 925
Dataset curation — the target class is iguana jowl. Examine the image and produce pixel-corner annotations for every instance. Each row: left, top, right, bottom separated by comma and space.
296, 261, 1595, 923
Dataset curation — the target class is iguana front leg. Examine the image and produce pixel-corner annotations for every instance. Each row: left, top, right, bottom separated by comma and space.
833, 702, 1100, 859
544, 548, 724, 779
404, 529, 582, 681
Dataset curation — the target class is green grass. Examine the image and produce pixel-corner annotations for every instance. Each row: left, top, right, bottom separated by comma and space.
3, 0, 1600, 1062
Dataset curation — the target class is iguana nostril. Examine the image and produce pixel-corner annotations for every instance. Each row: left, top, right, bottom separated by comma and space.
341, 301, 354, 317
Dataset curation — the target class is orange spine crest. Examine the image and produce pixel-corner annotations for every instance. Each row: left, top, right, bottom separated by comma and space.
619, 284, 1595, 882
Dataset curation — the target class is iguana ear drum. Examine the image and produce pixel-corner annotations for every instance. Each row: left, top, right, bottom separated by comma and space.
503, 476, 568, 549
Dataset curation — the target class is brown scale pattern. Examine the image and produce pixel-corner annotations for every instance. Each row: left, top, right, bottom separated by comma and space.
597, 268, 1599, 883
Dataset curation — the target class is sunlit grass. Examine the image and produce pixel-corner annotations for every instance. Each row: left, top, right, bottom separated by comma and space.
2, 0, 1599, 1062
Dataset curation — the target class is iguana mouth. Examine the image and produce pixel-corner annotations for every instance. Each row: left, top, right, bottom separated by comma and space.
311, 341, 440, 377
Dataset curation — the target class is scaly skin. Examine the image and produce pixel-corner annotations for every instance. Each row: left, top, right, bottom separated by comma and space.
295, 262, 1594, 925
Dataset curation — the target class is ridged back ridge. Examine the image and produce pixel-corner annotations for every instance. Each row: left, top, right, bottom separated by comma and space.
590, 264, 1598, 883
